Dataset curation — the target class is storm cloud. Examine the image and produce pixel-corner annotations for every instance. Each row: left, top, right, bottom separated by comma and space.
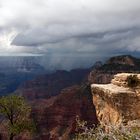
0, 0, 140, 69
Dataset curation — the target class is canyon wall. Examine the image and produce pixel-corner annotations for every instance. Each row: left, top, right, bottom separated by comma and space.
91, 73, 140, 125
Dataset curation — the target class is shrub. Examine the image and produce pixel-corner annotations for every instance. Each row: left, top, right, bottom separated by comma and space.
73, 117, 140, 140
126, 75, 140, 88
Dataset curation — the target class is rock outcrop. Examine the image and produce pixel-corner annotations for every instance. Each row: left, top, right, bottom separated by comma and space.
89, 55, 140, 84
91, 73, 140, 125
112, 73, 140, 87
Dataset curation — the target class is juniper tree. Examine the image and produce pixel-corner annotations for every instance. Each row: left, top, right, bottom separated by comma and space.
0, 95, 35, 140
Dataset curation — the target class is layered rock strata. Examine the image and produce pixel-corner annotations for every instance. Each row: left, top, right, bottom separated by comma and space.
91, 73, 140, 125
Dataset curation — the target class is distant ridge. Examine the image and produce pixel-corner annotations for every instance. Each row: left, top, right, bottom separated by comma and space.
89, 55, 140, 84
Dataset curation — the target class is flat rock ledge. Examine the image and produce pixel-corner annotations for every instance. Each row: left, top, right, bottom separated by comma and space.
91, 73, 140, 125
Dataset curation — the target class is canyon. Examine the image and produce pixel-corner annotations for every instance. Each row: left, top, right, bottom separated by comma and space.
0, 55, 140, 140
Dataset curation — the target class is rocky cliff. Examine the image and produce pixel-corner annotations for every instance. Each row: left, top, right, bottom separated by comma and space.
89, 55, 140, 84
91, 73, 140, 125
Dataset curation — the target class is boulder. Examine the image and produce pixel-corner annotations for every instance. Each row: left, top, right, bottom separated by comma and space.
111, 73, 140, 87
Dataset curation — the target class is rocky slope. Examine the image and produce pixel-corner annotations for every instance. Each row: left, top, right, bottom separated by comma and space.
91, 73, 140, 125
0, 85, 98, 140
31, 85, 98, 140
18, 69, 90, 100
88, 55, 140, 84
0, 72, 46, 96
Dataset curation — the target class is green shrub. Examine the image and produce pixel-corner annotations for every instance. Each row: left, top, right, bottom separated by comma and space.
126, 75, 140, 88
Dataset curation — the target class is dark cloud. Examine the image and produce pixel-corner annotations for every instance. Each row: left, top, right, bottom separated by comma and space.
0, 0, 140, 69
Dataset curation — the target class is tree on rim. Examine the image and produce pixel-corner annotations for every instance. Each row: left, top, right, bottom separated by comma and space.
0, 95, 35, 140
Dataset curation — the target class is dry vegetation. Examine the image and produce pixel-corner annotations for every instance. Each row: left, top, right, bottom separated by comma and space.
74, 117, 140, 140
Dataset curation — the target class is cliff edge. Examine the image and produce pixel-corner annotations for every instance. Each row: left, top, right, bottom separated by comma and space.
91, 73, 140, 125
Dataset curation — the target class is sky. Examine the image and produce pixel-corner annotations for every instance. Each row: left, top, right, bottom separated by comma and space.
0, 0, 140, 69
